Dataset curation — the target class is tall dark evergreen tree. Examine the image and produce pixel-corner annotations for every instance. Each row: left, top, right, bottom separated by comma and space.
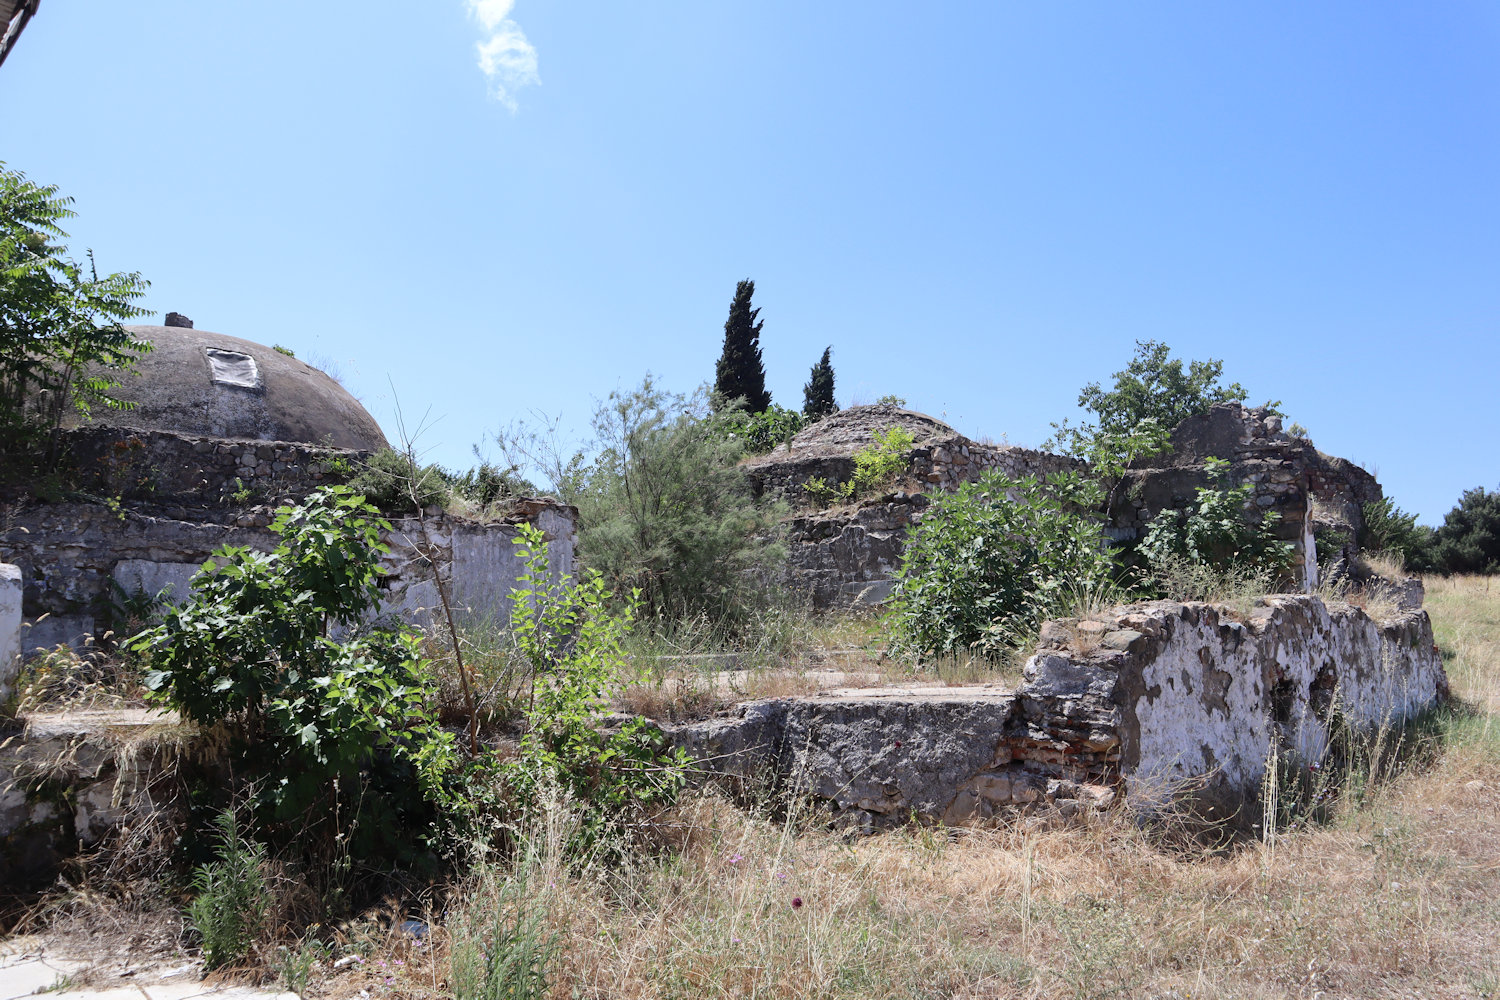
802, 345, 837, 419
713, 279, 771, 413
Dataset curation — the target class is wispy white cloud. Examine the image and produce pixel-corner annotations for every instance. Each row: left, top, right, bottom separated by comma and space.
465, 0, 538, 111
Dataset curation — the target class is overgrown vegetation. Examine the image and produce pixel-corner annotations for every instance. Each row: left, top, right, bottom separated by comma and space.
0, 163, 152, 466
500, 378, 786, 634
889, 470, 1118, 658
133, 487, 456, 855
495, 523, 687, 851
804, 424, 916, 507
1046, 340, 1259, 504
1139, 456, 1294, 598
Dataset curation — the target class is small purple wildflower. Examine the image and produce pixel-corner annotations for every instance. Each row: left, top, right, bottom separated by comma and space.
775, 872, 787, 881
791, 897, 804, 909
727, 852, 744, 865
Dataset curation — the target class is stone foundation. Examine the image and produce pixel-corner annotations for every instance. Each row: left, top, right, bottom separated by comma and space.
674, 594, 1447, 829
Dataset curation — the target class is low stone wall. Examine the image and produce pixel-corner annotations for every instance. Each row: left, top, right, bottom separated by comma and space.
0, 711, 182, 892
59, 425, 363, 506
0, 498, 577, 654
909, 437, 1085, 492
675, 594, 1447, 829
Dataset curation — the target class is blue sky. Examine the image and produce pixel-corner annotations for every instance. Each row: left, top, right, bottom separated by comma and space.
4, 2, 1498, 524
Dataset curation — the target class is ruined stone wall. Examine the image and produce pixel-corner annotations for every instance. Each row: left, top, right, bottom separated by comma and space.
58, 425, 363, 509
0, 497, 577, 654
675, 594, 1446, 829
783, 493, 928, 609
908, 437, 1085, 492
1108, 405, 1381, 588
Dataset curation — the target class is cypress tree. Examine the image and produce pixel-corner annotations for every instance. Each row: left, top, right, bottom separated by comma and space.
713, 279, 771, 413
802, 345, 838, 419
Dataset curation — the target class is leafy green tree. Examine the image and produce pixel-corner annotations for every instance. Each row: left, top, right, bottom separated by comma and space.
0, 164, 152, 462
1360, 497, 1434, 571
802, 345, 837, 419
134, 487, 455, 851
1047, 340, 1260, 512
888, 470, 1118, 658
1429, 486, 1500, 575
507, 378, 785, 626
713, 279, 771, 413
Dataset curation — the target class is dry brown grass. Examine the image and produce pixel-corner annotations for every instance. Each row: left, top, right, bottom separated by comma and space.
350, 575, 1500, 1000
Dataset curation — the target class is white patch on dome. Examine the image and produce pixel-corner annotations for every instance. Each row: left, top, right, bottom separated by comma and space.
204, 348, 262, 391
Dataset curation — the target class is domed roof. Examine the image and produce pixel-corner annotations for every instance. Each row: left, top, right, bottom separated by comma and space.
79, 325, 390, 452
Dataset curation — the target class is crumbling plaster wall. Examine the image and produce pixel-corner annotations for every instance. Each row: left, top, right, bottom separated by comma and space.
1028, 595, 1445, 813
1, 563, 20, 702
0, 498, 577, 654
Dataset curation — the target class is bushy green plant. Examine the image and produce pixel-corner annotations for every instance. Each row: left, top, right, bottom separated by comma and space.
1139, 457, 1293, 595
564, 380, 785, 625
188, 809, 270, 970
134, 488, 455, 849
801, 425, 915, 507
501, 522, 687, 847
346, 448, 451, 512
716, 402, 805, 454
446, 459, 536, 508
888, 470, 1118, 657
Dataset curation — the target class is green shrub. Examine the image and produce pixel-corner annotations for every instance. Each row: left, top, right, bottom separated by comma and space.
446, 460, 537, 508
888, 470, 1118, 658
802, 425, 915, 507
570, 380, 785, 625
501, 522, 686, 848
188, 809, 270, 970
1139, 457, 1293, 596
1428, 486, 1500, 575
1361, 497, 1433, 572
133, 488, 455, 851
347, 447, 450, 512
717, 402, 805, 454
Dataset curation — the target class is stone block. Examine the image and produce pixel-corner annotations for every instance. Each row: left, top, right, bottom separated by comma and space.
0, 563, 20, 702
112, 559, 205, 606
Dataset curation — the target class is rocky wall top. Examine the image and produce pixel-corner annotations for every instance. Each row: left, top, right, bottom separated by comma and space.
56, 425, 364, 508
743, 404, 1082, 505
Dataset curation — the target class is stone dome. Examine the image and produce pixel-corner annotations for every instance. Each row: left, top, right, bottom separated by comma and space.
79, 324, 390, 452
